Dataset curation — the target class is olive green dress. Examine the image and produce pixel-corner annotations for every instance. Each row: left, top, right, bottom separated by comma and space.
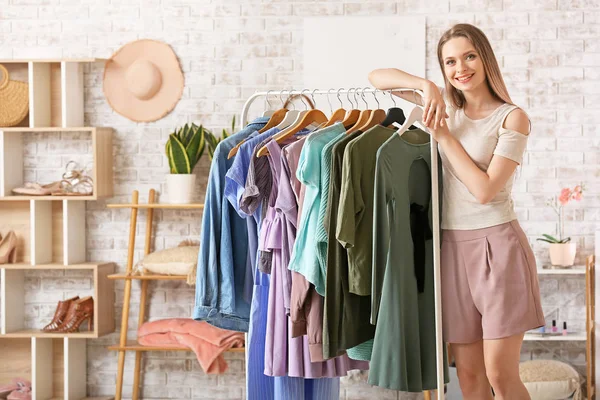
369, 128, 449, 392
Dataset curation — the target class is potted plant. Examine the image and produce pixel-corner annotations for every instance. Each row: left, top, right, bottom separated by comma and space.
537, 184, 584, 267
165, 123, 206, 204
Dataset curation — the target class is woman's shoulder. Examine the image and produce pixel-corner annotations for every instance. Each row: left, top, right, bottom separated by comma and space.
500, 106, 531, 136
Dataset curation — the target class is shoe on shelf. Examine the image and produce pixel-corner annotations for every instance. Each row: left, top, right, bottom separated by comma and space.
4, 379, 31, 400
42, 296, 80, 332
0, 231, 17, 264
51, 160, 94, 197
55, 296, 94, 333
11, 181, 62, 196
0, 377, 29, 398
7, 384, 31, 400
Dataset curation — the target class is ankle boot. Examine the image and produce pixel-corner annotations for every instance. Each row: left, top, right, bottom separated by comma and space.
42, 296, 80, 332
56, 296, 94, 333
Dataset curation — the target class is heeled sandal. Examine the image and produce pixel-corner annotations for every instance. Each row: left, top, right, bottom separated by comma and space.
55, 296, 94, 333
42, 296, 80, 332
51, 161, 94, 196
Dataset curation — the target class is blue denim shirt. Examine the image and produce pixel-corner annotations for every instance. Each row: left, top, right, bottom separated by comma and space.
193, 117, 269, 332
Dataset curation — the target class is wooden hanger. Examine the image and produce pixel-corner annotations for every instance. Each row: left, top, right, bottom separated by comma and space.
257, 109, 328, 157
345, 109, 371, 135
354, 89, 386, 132
258, 108, 287, 133
355, 109, 386, 132
324, 108, 346, 127
227, 90, 289, 159
346, 87, 373, 134
257, 89, 325, 157
341, 109, 360, 129
340, 87, 361, 130
323, 88, 346, 127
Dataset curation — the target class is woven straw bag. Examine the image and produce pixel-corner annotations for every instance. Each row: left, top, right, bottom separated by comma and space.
0, 64, 29, 127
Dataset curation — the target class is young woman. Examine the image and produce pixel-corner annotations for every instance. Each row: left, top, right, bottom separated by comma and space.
369, 23, 544, 400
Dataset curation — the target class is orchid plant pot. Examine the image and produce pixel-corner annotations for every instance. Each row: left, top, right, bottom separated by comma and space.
549, 242, 577, 267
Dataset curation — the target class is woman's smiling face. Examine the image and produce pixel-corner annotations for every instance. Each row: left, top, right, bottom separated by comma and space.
442, 37, 486, 92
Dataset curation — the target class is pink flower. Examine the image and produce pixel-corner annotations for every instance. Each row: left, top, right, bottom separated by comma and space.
559, 188, 571, 205
572, 191, 582, 201
574, 185, 583, 193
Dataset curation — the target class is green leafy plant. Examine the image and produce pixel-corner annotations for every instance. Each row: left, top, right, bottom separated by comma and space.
537, 234, 571, 244
165, 123, 206, 174
205, 115, 235, 160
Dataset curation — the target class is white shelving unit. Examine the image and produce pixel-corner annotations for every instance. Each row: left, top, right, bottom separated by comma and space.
0, 127, 114, 201
0, 58, 115, 400
1, 58, 105, 129
537, 265, 586, 275
524, 333, 587, 342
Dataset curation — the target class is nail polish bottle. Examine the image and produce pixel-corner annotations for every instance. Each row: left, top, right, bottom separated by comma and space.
552, 320, 557, 333
539, 324, 546, 334
563, 321, 568, 336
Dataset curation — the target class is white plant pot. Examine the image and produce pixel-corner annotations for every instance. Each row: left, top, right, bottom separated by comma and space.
549, 243, 577, 267
166, 174, 196, 204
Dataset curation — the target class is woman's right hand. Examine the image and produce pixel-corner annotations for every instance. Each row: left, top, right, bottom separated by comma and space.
422, 81, 448, 130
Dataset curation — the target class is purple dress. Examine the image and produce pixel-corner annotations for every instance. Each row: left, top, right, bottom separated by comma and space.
261, 138, 366, 378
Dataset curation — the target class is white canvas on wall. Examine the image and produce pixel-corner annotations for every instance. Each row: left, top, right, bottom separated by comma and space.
303, 16, 426, 110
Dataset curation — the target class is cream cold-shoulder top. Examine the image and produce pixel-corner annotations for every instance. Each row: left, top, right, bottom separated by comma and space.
438, 92, 529, 230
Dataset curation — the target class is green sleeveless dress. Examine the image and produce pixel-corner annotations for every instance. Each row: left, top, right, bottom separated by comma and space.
369, 127, 449, 392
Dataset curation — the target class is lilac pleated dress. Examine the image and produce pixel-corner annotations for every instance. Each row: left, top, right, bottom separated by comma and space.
261, 138, 366, 379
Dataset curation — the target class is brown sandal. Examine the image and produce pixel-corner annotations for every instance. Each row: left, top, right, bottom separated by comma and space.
42, 296, 79, 332
55, 296, 94, 333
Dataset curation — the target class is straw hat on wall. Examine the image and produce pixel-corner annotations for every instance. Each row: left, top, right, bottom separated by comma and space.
103, 39, 184, 123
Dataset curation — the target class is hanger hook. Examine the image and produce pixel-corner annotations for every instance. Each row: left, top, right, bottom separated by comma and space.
327, 89, 334, 114
311, 89, 319, 111
353, 88, 359, 108
285, 89, 295, 110
388, 90, 397, 107
300, 89, 310, 110
279, 89, 285, 107
336, 88, 344, 108
361, 87, 369, 108
265, 90, 273, 110
346, 88, 354, 109
372, 89, 380, 109
349, 88, 356, 109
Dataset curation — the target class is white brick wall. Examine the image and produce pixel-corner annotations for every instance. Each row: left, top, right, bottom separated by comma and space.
2, 0, 599, 398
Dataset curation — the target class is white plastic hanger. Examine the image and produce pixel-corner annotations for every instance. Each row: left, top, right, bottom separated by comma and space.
276, 110, 303, 130
275, 90, 303, 130
392, 105, 427, 137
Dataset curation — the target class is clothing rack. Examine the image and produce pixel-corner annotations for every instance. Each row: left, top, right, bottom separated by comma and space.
240, 88, 445, 400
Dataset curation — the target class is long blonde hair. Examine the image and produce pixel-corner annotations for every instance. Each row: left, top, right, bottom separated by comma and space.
437, 24, 513, 109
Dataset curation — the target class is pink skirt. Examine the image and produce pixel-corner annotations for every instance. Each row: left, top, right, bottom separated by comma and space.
441, 220, 545, 343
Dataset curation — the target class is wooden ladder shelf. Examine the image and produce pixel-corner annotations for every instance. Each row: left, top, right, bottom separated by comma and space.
106, 189, 205, 400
